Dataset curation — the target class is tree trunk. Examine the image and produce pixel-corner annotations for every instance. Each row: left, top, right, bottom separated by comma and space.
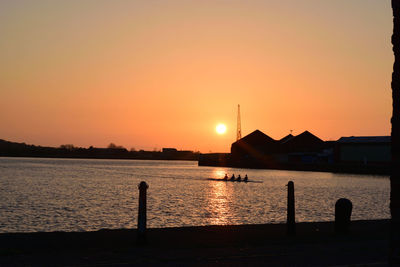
391, 0, 400, 262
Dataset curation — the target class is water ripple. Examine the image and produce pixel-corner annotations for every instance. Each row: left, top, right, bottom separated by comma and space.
0, 157, 390, 232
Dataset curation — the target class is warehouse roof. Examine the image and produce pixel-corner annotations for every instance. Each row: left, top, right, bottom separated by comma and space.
337, 136, 391, 143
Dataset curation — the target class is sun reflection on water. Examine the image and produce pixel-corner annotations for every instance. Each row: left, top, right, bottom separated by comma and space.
213, 169, 227, 179
206, 168, 231, 225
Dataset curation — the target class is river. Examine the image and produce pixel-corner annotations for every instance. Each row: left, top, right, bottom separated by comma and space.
0, 157, 390, 232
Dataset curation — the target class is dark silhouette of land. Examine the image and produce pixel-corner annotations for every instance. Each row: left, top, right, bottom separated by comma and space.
0, 139, 199, 161
0, 220, 389, 266
0, 135, 391, 175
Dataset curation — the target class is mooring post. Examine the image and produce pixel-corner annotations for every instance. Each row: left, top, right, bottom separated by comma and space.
335, 198, 352, 234
287, 181, 296, 236
137, 181, 148, 244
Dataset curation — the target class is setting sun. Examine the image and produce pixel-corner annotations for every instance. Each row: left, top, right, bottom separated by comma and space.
216, 124, 227, 135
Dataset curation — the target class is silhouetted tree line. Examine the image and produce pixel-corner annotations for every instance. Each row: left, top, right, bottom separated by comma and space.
0, 139, 199, 161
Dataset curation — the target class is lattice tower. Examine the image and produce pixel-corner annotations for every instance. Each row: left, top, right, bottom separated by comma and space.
237, 104, 242, 141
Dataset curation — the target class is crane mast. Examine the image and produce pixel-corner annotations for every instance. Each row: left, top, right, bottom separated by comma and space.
237, 104, 242, 141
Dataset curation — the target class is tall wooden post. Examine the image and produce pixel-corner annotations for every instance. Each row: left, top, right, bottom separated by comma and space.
335, 198, 352, 234
391, 0, 400, 262
287, 181, 296, 236
137, 181, 148, 245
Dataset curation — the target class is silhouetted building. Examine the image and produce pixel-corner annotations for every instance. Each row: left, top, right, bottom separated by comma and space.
162, 148, 178, 153
161, 148, 198, 160
200, 130, 390, 174
231, 129, 327, 166
279, 134, 294, 143
281, 131, 324, 153
198, 153, 230, 167
335, 136, 391, 164
231, 130, 280, 166
276, 131, 326, 163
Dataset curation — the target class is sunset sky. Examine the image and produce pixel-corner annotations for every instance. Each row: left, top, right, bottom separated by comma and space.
0, 1, 393, 153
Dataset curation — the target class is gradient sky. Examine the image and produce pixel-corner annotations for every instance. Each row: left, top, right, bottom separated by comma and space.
0, 0, 393, 152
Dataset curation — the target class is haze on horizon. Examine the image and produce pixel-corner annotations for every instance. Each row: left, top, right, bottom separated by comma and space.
0, 0, 393, 153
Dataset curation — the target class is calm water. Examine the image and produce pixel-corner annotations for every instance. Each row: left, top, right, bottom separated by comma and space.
0, 157, 390, 233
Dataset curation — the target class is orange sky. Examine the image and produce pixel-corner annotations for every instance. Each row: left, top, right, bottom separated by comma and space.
0, 1, 393, 153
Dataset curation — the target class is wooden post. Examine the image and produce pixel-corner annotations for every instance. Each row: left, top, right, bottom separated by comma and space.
287, 181, 296, 236
137, 181, 148, 244
335, 198, 352, 234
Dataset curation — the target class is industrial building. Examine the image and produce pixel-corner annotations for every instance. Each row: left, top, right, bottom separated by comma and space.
335, 136, 391, 165
230, 129, 328, 166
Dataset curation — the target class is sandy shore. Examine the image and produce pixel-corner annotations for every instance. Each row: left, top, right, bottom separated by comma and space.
0, 219, 390, 266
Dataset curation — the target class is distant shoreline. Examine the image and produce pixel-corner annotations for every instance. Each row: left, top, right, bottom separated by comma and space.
0, 155, 198, 161
198, 153, 391, 175
0, 138, 390, 175
199, 161, 391, 176
0, 139, 199, 161
0, 155, 390, 176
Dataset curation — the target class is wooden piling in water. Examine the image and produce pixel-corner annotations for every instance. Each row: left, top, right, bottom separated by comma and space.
287, 181, 296, 236
335, 198, 352, 234
137, 181, 148, 244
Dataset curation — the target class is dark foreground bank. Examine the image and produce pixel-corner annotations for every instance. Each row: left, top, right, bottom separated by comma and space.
0, 220, 390, 266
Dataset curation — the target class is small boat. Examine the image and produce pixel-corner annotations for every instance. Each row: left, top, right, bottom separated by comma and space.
206, 178, 263, 183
